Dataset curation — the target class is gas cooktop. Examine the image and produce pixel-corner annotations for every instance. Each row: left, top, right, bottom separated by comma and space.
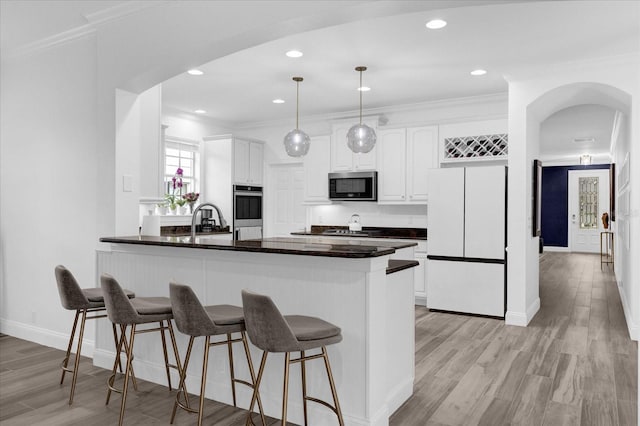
321, 229, 381, 237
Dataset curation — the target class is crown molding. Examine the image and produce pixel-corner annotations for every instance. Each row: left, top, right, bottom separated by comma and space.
83, 1, 167, 27
4, 1, 166, 60
232, 92, 508, 131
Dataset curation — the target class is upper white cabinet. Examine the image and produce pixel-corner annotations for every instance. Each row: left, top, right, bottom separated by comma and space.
330, 120, 378, 172
303, 135, 331, 203
233, 138, 264, 185
378, 125, 438, 204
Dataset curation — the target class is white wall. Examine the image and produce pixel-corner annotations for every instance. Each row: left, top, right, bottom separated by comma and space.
0, 35, 101, 349
611, 113, 637, 339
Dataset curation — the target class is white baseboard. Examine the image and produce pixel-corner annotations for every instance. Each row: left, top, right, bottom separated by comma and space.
505, 298, 540, 327
543, 246, 570, 252
616, 279, 640, 341
414, 296, 427, 307
0, 318, 95, 355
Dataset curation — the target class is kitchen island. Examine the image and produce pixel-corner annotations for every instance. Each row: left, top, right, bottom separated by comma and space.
95, 236, 417, 426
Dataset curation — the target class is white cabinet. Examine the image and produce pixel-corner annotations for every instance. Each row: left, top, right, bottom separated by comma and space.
378, 128, 407, 202
234, 139, 264, 185
413, 241, 427, 305
330, 120, 377, 172
377, 125, 438, 204
303, 135, 331, 203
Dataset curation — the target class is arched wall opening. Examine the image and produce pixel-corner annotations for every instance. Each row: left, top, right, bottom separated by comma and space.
505, 56, 639, 345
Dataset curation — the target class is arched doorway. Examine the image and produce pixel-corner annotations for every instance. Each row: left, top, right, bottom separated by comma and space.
505, 71, 637, 338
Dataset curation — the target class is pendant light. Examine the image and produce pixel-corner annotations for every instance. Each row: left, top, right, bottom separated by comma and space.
347, 66, 376, 153
283, 77, 310, 157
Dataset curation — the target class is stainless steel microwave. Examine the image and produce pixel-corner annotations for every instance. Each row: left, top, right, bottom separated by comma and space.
328, 171, 377, 201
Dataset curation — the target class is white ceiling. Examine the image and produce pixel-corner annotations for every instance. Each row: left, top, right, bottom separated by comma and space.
2, 0, 638, 159
159, 0, 639, 129
540, 104, 616, 159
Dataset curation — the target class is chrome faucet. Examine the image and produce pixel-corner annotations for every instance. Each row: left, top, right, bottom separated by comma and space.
191, 203, 228, 240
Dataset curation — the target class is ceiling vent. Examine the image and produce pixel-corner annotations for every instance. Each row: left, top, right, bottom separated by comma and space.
573, 137, 595, 144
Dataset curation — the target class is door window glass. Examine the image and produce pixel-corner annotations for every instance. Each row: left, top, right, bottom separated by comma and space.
579, 177, 598, 229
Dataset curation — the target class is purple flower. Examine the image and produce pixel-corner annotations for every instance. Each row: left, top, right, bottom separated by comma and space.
176, 168, 183, 175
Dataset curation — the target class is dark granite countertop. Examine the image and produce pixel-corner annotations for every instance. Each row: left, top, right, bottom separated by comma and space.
291, 225, 427, 240
386, 259, 420, 274
100, 235, 416, 258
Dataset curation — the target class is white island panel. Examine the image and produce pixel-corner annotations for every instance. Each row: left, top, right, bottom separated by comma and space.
95, 242, 414, 426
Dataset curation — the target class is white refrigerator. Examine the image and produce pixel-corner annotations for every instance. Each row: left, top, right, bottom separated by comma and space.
427, 166, 506, 317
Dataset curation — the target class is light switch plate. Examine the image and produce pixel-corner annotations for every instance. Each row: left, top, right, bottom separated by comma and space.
123, 175, 133, 192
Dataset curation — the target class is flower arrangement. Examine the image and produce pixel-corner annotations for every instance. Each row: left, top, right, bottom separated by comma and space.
183, 192, 199, 203
165, 168, 184, 211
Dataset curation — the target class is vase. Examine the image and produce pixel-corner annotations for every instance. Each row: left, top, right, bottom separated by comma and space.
169, 206, 178, 215
188, 201, 196, 214
179, 205, 188, 215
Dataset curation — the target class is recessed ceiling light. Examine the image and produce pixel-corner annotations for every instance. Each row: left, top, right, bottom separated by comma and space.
358, 86, 371, 92
272, 99, 285, 104
470, 69, 487, 76
426, 19, 447, 30
286, 50, 303, 58
194, 109, 206, 114
187, 69, 204, 76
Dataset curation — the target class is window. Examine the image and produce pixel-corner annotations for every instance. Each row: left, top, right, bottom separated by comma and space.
579, 176, 598, 229
164, 137, 200, 196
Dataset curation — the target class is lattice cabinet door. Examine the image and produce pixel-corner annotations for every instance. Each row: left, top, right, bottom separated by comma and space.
442, 133, 508, 161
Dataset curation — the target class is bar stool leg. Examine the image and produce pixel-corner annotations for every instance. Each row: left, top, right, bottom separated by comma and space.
171, 336, 195, 424
159, 320, 173, 390
115, 324, 139, 391
301, 350, 308, 426
281, 352, 291, 426
240, 332, 266, 425
60, 310, 80, 385
246, 351, 268, 426
322, 347, 344, 426
166, 320, 188, 409
68, 309, 87, 405
118, 324, 137, 426
227, 333, 238, 406
197, 335, 212, 426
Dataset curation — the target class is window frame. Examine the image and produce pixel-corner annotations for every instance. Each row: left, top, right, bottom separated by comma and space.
163, 136, 200, 197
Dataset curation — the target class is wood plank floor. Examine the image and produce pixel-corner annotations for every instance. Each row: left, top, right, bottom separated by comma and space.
1, 253, 636, 425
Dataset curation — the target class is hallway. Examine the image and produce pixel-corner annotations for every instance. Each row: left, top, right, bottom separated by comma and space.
0, 253, 636, 425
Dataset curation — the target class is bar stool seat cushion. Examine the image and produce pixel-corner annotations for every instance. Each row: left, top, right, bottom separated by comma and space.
285, 315, 341, 341
206, 304, 244, 325
84, 288, 135, 303
131, 297, 173, 315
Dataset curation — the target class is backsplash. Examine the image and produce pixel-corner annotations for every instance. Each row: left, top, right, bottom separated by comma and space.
309, 203, 427, 228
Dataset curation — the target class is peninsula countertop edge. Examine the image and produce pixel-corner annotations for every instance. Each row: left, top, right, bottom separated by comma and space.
99, 235, 417, 258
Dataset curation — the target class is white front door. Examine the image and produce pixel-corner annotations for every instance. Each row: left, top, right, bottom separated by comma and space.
568, 169, 610, 253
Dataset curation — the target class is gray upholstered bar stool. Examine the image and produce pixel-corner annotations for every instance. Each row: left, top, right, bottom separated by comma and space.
100, 274, 186, 426
169, 282, 266, 426
55, 265, 135, 405
241, 289, 344, 426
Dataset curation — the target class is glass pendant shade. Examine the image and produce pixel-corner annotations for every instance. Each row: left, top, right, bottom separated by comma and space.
347, 66, 376, 153
284, 128, 310, 157
347, 123, 377, 153
283, 76, 310, 157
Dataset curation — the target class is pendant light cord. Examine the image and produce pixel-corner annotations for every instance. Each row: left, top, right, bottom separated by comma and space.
296, 79, 300, 129
359, 70, 363, 124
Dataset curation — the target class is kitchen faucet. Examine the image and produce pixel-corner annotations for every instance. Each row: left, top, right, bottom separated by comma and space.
191, 203, 228, 240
